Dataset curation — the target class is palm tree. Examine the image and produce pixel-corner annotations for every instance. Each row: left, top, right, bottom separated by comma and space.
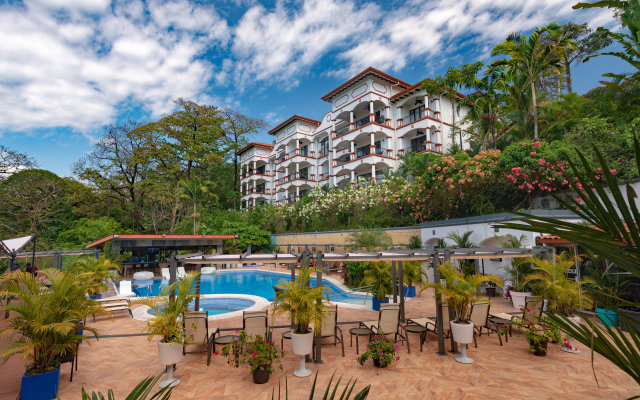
363, 263, 392, 300
498, 137, 640, 386
491, 23, 564, 140
446, 231, 476, 275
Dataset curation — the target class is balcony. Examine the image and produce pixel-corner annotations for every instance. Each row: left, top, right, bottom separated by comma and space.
398, 108, 439, 129
333, 147, 394, 169
401, 141, 443, 155
274, 148, 316, 166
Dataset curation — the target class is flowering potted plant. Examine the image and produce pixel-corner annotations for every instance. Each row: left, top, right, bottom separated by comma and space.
356, 335, 399, 368
508, 308, 560, 356
219, 330, 283, 384
427, 262, 502, 363
139, 274, 197, 388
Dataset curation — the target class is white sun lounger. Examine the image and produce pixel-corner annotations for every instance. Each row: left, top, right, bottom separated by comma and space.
118, 280, 136, 297
201, 266, 216, 274
177, 266, 187, 279
161, 268, 170, 281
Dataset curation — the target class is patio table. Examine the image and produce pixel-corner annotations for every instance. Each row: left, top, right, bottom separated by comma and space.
402, 324, 427, 353
349, 327, 373, 354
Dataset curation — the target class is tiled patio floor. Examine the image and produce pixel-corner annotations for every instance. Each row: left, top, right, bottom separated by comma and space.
2, 281, 638, 399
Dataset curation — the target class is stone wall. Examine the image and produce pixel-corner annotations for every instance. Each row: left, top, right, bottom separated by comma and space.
272, 226, 422, 251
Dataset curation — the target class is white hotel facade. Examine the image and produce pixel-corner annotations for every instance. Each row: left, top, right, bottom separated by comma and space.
239, 67, 469, 209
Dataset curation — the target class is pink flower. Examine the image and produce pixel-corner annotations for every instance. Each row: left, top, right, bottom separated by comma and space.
530, 151, 536, 156
214, 351, 219, 356
538, 159, 546, 166
610, 169, 617, 174
532, 141, 541, 148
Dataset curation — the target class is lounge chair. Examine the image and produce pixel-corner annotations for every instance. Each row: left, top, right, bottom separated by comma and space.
360, 303, 404, 342
312, 304, 344, 357
161, 268, 170, 281
469, 302, 504, 347
183, 310, 219, 366
95, 297, 133, 319
407, 304, 451, 339
491, 296, 544, 322
177, 266, 187, 279
118, 280, 136, 297
243, 310, 271, 341
201, 266, 216, 274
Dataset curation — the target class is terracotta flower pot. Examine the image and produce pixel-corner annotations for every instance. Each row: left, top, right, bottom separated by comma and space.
253, 366, 270, 384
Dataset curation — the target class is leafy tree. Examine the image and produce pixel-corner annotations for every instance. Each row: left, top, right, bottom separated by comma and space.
74, 122, 155, 232
201, 220, 270, 253
55, 217, 129, 250
346, 228, 393, 251
0, 145, 36, 179
491, 23, 564, 140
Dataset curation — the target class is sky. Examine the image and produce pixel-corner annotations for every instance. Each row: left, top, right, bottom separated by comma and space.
0, 0, 630, 177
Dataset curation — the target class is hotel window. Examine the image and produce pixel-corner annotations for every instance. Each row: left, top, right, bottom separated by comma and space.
319, 138, 329, 155
408, 106, 424, 123
256, 165, 265, 175
299, 145, 308, 156
256, 183, 266, 193
299, 167, 309, 180
410, 136, 426, 153
374, 110, 384, 124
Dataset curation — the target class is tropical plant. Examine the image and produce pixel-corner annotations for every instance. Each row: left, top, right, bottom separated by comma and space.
508, 309, 561, 355
446, 231, 476, 275
81, 374, 173, 400
498, 135, 640, 386
426, 262, 502, 323
523, 252, 593, 315
407, 235, 422, 249
362, 262, 392, 300
356, 334, 400, 367
0, 270, 107, 375
496, 234, 534, 292
583, 255, 631, 309
219, 330, 283, 375
491, 23, 564, 139
269, 371, 370, 399
138, 274, 198, 344
71, 256, 120, 296
402, 261, 428, 288
346, 228, 393, 251
272, 265, 329, 334
344, 262, 369, 287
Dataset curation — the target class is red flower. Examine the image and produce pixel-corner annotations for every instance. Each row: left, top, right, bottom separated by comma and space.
532, 141, 541, 148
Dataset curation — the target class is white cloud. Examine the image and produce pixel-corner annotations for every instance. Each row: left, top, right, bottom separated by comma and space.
0, 0, 229, 132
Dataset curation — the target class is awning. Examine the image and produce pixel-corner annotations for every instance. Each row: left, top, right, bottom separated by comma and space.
0, 235, 34, 254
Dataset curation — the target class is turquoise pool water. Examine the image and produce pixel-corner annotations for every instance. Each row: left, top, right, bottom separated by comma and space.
146, 297, 255, 316
132, 270, 370, 306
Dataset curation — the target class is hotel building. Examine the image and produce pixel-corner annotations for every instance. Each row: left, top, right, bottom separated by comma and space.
239, 67, 469, 209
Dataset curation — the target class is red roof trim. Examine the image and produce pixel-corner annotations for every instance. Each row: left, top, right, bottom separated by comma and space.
321, 67, 411, 102
267, 115, 321, 135
535, 235, 574, 246
237, 142, 275, 156
390, 79, 465, 101
85, 234, 237, 249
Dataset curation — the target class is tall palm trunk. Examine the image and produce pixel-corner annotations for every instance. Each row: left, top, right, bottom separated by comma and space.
531, 81, 539, 140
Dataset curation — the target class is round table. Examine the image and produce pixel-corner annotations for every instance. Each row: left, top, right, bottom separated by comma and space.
402, 324, 428, 353
212, 334, 240, 366
487, 316, 511, 345
133, 271, 154, 281
349, 327, 373, 354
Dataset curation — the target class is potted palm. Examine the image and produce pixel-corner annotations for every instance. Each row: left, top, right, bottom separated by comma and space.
497, 234, 533, 310
362, 262, 392, 311
428, 262, 502, 364
0, 270, 106, 400
524, 252, 593, 353
402, 261, 427, 298
139, 274, 198, 388
272, 265, 328, 377
583, 257, 630, 327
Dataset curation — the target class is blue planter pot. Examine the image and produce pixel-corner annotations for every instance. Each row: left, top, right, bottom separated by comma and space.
20, 365, 60, 400
372, 297, 389, 311
89, 294, 102, 300
404, 286, 416, 298
596, 307, 619, 327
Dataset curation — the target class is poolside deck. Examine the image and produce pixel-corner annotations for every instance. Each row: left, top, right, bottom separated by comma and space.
1, 273, 638, 399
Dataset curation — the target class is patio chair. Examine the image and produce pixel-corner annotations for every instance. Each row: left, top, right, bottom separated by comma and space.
94, 297, 133, 320
492, 296, 544, 322
407, 304, 451, 338
177, 266, 187, 279
118, 280, 136, 297
469, 302, 503, 347
161, 268, 170, 281
312, 304, 344, 357
183, 310, 219, 366
243, 310, 272, 341
201, 266, 216, 274
360, 303, 404, 342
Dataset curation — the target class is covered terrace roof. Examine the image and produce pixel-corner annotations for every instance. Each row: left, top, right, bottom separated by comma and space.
85, 234, 237, 249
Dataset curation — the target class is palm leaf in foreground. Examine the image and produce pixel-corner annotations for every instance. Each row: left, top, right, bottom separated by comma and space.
269, 371, 370, 400
81, 374, 173, 400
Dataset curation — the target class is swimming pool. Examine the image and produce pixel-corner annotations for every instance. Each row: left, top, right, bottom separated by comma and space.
132, 269, 371, 307
146, 297, 255, 316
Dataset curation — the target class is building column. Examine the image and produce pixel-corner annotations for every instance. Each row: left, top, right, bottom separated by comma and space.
369, 101, 374, 123
350, 140, 355, 158
252, 160, 256, 173
296, 186, 300, 201
349, 111, 354, 130
252, 198, 256, 208
370, 132, 375, 152
385, 106, 391, 126
424, 94, 430, 118
296, 139, 300, 155
296, 162, 300, 178
397, 106, 403, 126
434, 98, 441, 119
371, 164, 376, 181
310, 141, 315, 157
350, 170, 356, 184
426, 127, 433, 151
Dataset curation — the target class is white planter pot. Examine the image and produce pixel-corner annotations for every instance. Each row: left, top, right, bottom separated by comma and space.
291, 331, 314, 356
450, 321, 474, 344
510, 291, 532, 311
158, 342, 183, 366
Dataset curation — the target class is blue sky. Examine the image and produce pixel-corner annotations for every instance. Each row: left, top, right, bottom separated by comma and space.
0, 0, 629, 177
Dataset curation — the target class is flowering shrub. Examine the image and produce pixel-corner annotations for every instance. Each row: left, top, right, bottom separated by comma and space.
356, 335, 399, 367
507, 308, 560, 355
219, 330, 283, 374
